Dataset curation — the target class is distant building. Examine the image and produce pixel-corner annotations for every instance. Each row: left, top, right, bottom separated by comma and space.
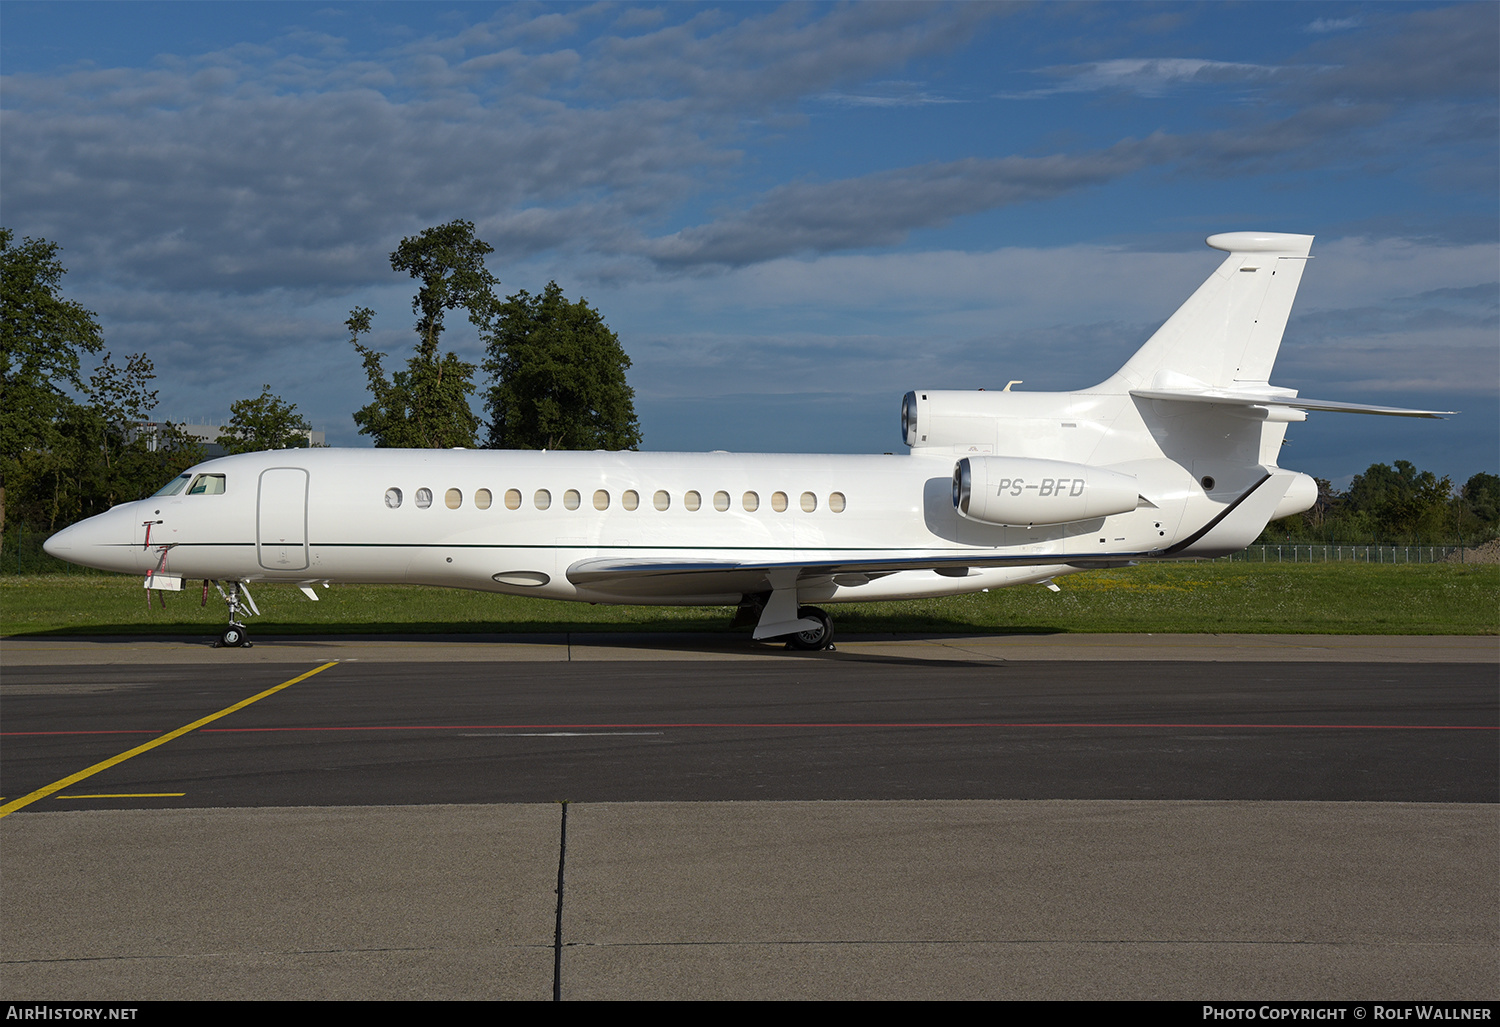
134, 422, 325, 458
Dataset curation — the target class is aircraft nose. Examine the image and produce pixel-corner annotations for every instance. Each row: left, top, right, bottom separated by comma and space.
42, 524, 75, 557
42, 508, 138, 572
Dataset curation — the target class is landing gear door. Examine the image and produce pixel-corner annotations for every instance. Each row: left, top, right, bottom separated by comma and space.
258, 467, 309, 571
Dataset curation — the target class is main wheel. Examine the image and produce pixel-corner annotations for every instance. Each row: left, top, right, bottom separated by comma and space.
219, 625, 247, 648
784, 606, 833, 651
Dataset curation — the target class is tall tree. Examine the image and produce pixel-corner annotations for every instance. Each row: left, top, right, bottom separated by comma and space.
1345, 460, 1453, 540
1457, 472, 1500, 540
0, 230, 105, 532
5, 351, 202, 532
85, 351, 159, 468
483, 282, 641, 451
350, 220, 496, 448
219, 385, 313, 454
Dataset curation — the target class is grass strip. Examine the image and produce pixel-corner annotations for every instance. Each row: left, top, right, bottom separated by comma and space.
1, 563, 1495, 637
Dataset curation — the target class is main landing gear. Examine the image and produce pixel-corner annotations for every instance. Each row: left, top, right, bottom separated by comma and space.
209, 580, 258, 648
732, 593, 836, 652
783, 606, 835, 652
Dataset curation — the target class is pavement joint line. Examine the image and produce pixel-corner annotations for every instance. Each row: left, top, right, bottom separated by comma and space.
0, 661, 339, 819
553, 800, 569, 1002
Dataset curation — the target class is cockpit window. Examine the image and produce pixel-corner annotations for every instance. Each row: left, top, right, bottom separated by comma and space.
187, 474, 226, 495
153, 474, 192, 497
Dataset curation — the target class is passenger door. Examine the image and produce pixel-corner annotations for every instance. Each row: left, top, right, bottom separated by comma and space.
257, 467, 309, 570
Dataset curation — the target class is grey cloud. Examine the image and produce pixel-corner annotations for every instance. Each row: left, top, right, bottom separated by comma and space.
636, 99, 1415, 268
1290, 288, 1499, 343
584, 2, 1005, 111
5, 0, 1492, 305
1166, 102, 1394, 175
638, 144, 1158, 268
1294, 3, 1498, 103
613, 7, 667, 33
2, 56, 724, 292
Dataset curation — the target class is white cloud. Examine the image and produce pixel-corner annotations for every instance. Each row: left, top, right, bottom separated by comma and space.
1014, 57, 1289, 99
1304, 17, 1362, 34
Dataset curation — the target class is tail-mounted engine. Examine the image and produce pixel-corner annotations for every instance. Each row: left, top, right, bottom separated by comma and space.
953, 456, 1139, 527
905, 389, 1017, 450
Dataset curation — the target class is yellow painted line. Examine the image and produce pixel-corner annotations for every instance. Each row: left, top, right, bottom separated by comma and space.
0, 662, 338, 819
57, 793, 187, 799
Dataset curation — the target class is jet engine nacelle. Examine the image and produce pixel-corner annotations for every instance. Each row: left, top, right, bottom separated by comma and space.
953, 457, 1139, 526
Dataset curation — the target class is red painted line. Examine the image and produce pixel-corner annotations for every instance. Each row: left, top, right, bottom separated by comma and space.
192, 721, 1495, 732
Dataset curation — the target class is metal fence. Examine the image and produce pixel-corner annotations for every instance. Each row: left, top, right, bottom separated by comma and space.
1221, 544, 1470, 564
1, 525, 98, 575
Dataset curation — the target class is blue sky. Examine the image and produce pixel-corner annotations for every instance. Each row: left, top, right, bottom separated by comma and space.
3, 1, 1495, 488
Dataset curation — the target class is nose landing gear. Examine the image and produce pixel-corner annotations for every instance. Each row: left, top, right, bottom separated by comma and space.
210, 581, 258, 648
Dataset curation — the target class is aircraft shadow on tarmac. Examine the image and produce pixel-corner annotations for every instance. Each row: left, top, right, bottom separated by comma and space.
6, 618, 1065, 644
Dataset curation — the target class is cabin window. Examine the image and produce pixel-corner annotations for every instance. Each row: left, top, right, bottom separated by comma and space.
564, 489, 581, 510
474, 489, 492, 510
534, 489, 551, 510
653, 490, 671, 511
623, 490, 639, 511
416, 488, 433, 509
743, 491, 759, 512
684, 490, 701, 512
505, 489, 522, 510
385, 488, 403, 509
713, 491, 730, 512
593, 490, 610, 511
153, 474, 191, 497
187, 474, 226, 495
829, 492, 846, 513
800, 492, 817, 513
771, 491, 788, 512
446, 488, 462, 509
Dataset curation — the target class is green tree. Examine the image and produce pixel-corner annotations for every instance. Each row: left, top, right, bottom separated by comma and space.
219, 385, 312, 454
0, 229, 105, 532
1457, 472, 1500, 541
1460, 472, 1499, 524
5, 351, 202, 532
350, 220, 496, 448
483, 281, 641, 451
85, 351, 159, 469
1345, 460, 1452, 541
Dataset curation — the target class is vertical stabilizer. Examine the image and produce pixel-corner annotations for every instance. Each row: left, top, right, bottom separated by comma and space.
1101, 232, 1314, 393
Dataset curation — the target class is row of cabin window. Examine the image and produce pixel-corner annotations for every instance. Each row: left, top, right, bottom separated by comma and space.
384, 487, 846, 514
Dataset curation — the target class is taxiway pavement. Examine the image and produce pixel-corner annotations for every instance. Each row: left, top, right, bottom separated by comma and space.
1, 633, 1495, 1000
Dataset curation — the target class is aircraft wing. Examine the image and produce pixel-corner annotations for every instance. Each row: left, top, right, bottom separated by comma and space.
565, 550, 1145, 598
1130, 389, 1453, 418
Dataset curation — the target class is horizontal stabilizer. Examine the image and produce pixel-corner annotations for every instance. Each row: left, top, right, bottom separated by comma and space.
1131, 389, 1453, 418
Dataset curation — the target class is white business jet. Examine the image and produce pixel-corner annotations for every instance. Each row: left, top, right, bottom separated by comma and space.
44, 232, 1448, 649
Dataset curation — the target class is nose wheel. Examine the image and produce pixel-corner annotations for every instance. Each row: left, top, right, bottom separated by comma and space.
210, 581, 258, 648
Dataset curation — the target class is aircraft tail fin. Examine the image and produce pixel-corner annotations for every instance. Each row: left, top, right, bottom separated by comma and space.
1102, 232, 1315, 393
